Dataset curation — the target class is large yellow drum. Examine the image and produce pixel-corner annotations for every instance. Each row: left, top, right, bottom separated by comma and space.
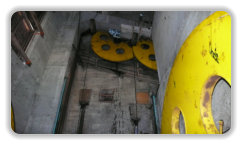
161, 11, 231, 134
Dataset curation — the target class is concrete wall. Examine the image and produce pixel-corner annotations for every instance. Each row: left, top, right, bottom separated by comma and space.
151, 11, 213, 131
61, 12, 158, 134
79, 11, 136, 32
12, 11, 159, 134
11, 12, 80, 133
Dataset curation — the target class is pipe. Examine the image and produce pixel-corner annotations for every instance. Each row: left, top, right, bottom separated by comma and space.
219, 120, 224, 134
89, 19, 96, 34
53, 12, 95, 134
132, 118, 139, 134
151, 94, 159, 134
135, 125, 138, 134
52, 77, 67, 134
78, 105, 87, 134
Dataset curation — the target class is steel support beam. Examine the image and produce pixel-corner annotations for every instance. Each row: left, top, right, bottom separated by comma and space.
11, 32, 32, 66
29, 11, 44, 37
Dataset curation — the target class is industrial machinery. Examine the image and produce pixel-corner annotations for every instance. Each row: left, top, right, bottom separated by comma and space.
161, 11, 231, 134
91, 31, 134, 62
91, 31, 157, 70
133, 40, 157, 70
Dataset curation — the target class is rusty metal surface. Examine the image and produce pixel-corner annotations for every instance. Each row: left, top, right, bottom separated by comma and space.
11, 32, 32, 66
79, 89, 92, 105
11, 12, 35, 52
99, 89, 115, 102
161, 11, 231, 134
29, 11, 44, 37
136, 92, 150, 104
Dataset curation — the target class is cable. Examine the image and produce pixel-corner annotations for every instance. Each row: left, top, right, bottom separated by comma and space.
133, 57, 139, 134
133, 59, 137, 119
77, 31, 91, 134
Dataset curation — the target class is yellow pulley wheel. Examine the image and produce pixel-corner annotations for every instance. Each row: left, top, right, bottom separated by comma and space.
132, 40, 157, 70
91, 32, 134, 62
161, 11, 231, 134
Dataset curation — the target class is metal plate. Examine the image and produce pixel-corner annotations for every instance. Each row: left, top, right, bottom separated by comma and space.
99, 89, 115, 102
136, 92, 150, 104
79, 89, 92, 105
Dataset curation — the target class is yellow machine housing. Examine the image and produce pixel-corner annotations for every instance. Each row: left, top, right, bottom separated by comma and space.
161, 11, 231, 134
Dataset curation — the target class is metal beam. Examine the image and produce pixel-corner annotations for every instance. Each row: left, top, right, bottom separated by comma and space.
29, 11, 44, 37
11, 32, 32, 66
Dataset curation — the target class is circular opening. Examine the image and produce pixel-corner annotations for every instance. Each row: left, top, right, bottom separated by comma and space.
141, 44, 150, 50
101, 44, 110, 51
116, 48, 125, 54
149, 54, 156, 61
179, 112, 186, 134
171, 107, 186, 134
113, 38, 121, 44
212, 79, 231, 133
100, 34, 108, 40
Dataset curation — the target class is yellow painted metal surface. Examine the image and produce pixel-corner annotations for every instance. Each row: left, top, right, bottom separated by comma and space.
161, 11, 231, 134
91, 31, 134, 62
133, 40, 157, 70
